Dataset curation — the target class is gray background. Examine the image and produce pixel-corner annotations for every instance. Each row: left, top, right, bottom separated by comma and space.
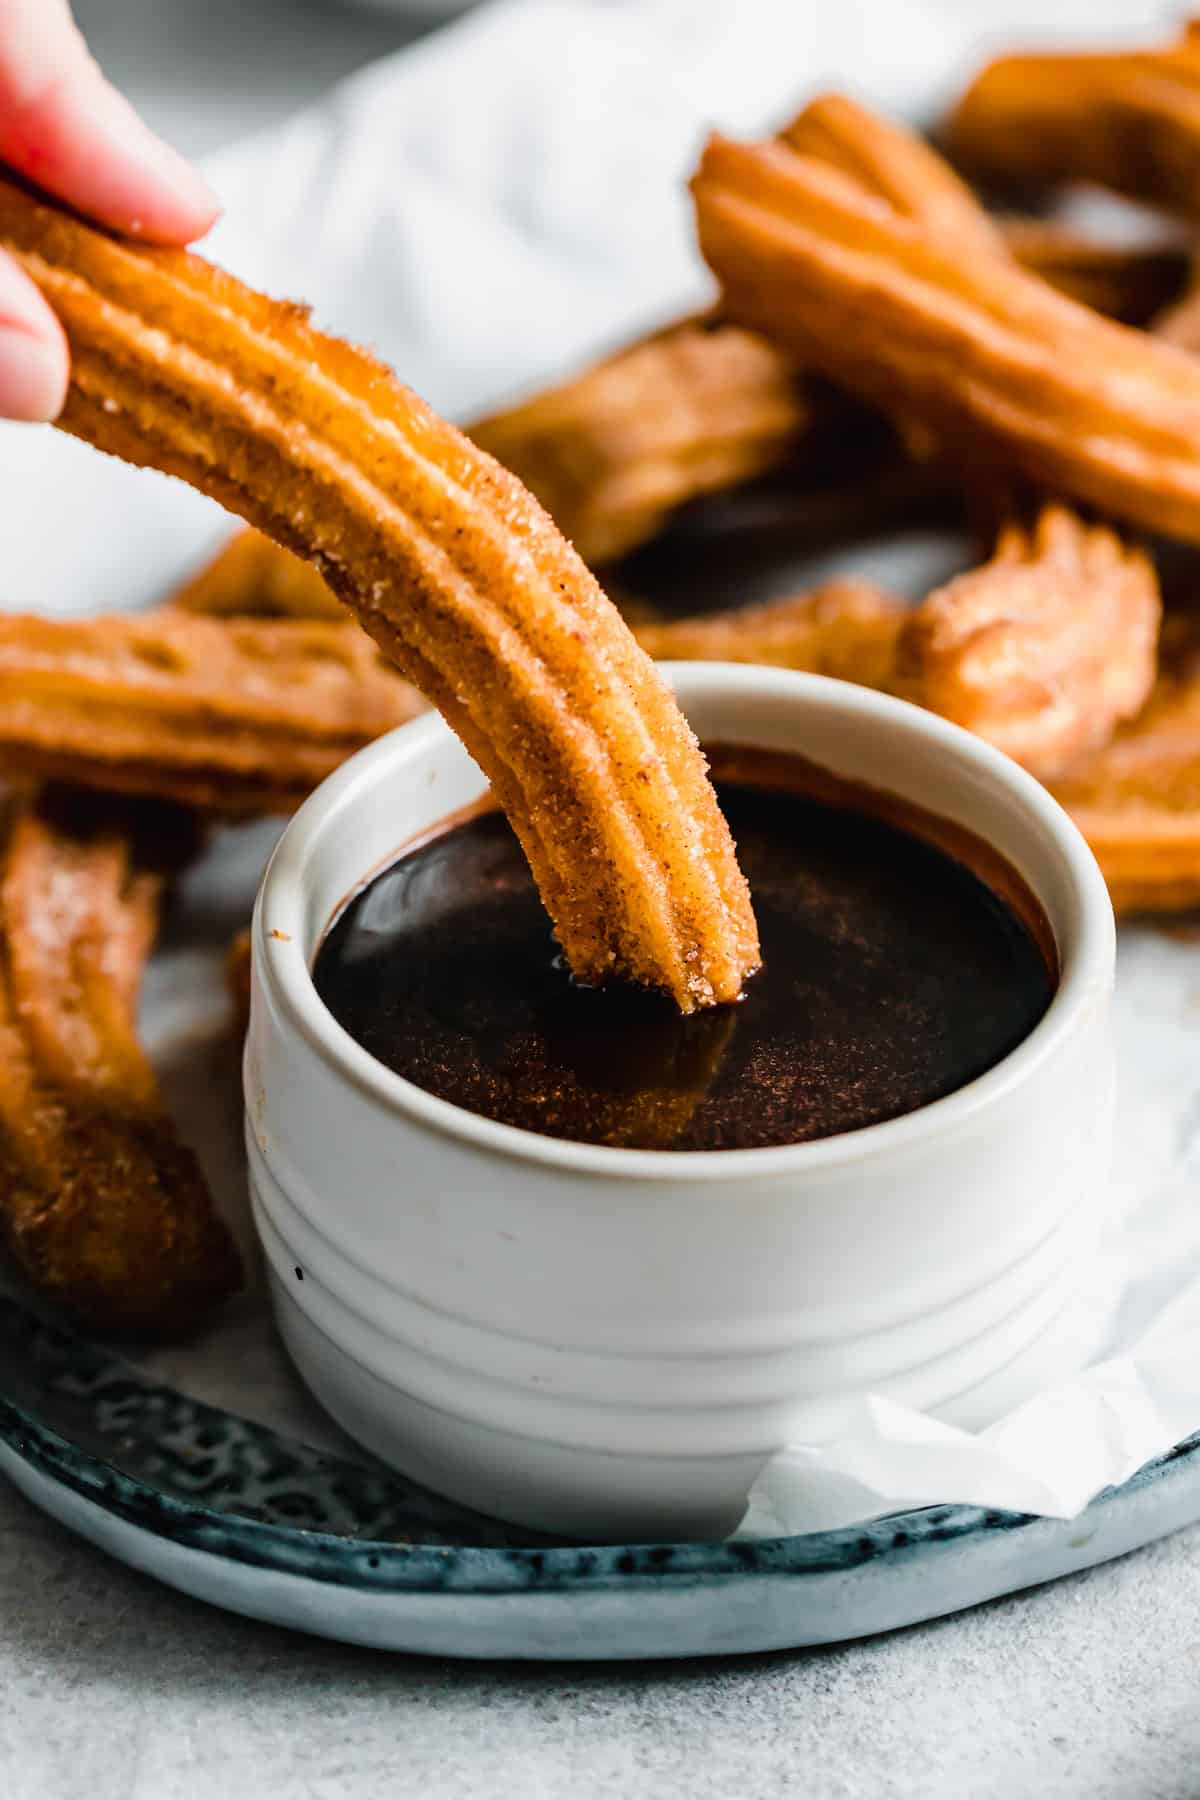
4, 4, 1200, 1796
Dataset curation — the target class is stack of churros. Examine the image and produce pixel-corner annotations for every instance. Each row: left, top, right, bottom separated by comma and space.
6, 24, 1200, 1331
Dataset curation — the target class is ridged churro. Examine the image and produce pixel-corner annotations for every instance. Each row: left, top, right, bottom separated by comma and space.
470, 320, 807, 567
0, 174, 758, 1012
1052, 615, 1200, 913
896, 506, 1160, 778
1000, 220, 1191, 328
468, 97, 1004, 575
692, 117, 1200, 545
635, 580, 905, 689
0, 788, 240, 1333
784, 92, 1005, 256
171, 527, 343, 620
945, 25, 1200, 217
0, 610, 426, 816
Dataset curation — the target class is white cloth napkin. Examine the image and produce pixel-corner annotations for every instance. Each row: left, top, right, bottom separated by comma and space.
2, 0, 1198, 1537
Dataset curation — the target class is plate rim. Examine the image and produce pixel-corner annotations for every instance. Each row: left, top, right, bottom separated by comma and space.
5, 1382, 1199, 1596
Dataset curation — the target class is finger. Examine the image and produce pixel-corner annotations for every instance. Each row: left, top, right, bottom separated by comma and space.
0, 247, 67, 421
0, 0, 219, 244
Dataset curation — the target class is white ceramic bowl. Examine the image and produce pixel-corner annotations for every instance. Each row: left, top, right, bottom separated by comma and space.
246, 665, 1116, 1542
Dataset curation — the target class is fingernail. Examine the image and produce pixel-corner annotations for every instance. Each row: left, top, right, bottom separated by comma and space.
0, 327, 68, 422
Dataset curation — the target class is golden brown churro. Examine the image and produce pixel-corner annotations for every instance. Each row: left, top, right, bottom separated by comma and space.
945, 26, 1200, 217
0, 175, 758, 1012
787, 91, 1191, 320
895, 507, 1160, 778
0, 788, 240, 1333
467, 97, 1003, 573
783, 93, 1005, 256
1151, 255, 1200, 352
692, 118, 1200, 545
171, 527, 343, 620
1052, 616, 1200, 913
1000, 220, 1192, 328
470, 321, 808, 567
635, 581, 906, 689
0, 610, 426, 817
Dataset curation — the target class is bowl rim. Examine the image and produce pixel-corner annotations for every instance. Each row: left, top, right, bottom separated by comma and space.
253, 662, 1115, 1183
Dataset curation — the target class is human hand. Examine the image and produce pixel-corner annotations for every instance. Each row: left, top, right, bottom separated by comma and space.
0, 0, 218, 421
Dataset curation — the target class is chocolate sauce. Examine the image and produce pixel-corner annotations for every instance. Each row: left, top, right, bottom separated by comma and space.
314, 751, 1055, 1152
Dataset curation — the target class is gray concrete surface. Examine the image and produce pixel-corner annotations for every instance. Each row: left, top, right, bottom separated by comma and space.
4, 1474, 1200, 1799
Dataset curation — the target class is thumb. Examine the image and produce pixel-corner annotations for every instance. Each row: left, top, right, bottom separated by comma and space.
0, 0, 218, 244
0, 246, 68, 421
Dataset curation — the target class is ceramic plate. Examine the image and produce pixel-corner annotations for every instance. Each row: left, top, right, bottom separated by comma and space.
3, 1293, 1199, 1660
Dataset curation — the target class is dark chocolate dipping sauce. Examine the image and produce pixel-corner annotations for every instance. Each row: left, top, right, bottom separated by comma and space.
314, 751, 1055, 1152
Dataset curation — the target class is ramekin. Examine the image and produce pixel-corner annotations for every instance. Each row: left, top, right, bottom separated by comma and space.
246, 665, 1116, 1542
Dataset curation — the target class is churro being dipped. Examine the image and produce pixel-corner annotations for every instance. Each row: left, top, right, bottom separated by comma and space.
0, 174, 760, 1011
0, 788, 240, 1334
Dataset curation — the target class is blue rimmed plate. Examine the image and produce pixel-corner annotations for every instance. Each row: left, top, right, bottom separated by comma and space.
3, 1293, 1200, 1660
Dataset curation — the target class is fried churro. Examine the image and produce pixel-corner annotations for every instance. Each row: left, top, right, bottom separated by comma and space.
0, 175, 758, 1012
895, 507, 1160, 778
470, 321, 808, 567
783, 92, 1005, 256
692, 117, 1200, 545
1052, 615, 1200, 913
1150, 258, 1200, 352
634, 580, 905, 689
1000, 220, 1192, 328
467, 97, 1002, 576
0, 788, 240, 1333
171, 527, 343, 621
945, 25, 1200, 217
0, 610, 426, 817
778, 97, 1191, 322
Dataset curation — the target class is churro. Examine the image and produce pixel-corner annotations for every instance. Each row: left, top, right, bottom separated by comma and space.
468, 97, 1003, 574
0, 788, 240, 1333
896, 507, 1160, 778
788, 92, 1193, 321
470, 320, 807, 567
692, 118, 1200, 545
0, 610, 426, 817
1052, 616, 1200, 913
634, 580, 905, 689
0, 175, 758, 1011
1000, 220, 1191, 327
945, 25, 1200, 217
783, 92, 1004, 256
171, 527, 343, 620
